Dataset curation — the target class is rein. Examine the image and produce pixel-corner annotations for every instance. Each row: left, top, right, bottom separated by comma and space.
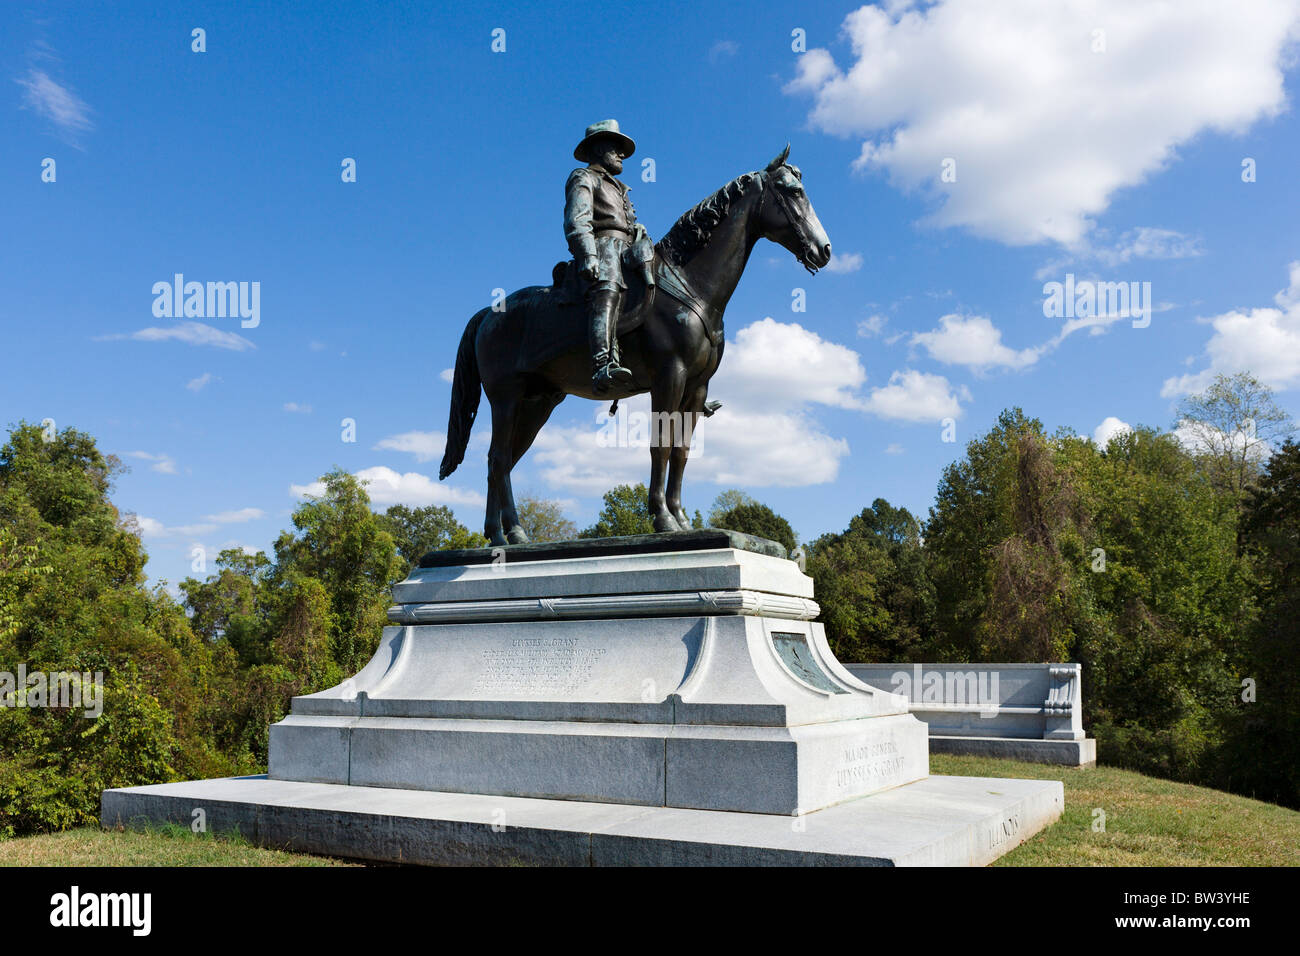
656, 257, 723, 347
759, 168, 820, 275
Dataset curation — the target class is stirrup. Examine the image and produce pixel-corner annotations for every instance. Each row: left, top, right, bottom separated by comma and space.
592, 364, 632, 393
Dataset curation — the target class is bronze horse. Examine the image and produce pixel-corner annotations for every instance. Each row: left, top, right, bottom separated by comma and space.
439, 146, 832, 546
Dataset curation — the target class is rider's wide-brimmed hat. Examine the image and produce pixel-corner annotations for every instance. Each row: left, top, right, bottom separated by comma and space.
574, 119, 636, 162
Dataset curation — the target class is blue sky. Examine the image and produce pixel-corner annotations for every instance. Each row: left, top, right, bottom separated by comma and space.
4, 0, 1300, 589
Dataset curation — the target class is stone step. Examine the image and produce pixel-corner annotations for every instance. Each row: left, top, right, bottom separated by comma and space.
101, 774, 1064, 867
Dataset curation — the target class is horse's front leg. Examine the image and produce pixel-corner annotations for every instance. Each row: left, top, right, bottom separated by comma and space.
665, 384, 706, 530
648, 364, 685, 533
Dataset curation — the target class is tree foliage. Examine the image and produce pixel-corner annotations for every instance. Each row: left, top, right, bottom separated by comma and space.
1174, 371, 1294, 504
514, 495, 578, 543
805, 499, 934, 662
710, 501, 798, 552
579, 483, 656, 538
377, 503, 486, 575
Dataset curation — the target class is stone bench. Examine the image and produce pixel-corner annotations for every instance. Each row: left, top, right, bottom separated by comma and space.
844, 663, 1096, 766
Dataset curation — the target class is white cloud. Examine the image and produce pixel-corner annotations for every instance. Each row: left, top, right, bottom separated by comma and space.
132, 516, 217, 539
528, 403, 656, 495
1173, 419, 1273, 464
186, 372, 217, 392
291, 466, 485, 509
101, 321, 255, 351
1036, 227, 1205, 279
122, 450, 177, 475
785, 1, 1300, 245
439, 368, 456, 383
862, 369, 969, 422
709, 40, 739, 63
1093, 228, 1205, 267
911, 313, 1041, 371
857, 314, 887, 337
16, 69, 93, 142
712, 317, 867, 411
283, 402, 312, 414
204, 507, 265, 524
1162, 261, 1300, 396
885, 443, 905, 455
784, 48, 839, 93
693, 408, 849, 485
374, 430, 446, 463
825, 252, 864, 274
528, 395, 851, 492
1092, 416, 1133, 447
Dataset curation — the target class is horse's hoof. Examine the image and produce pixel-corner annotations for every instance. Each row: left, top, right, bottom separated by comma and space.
671, 511, 693, 531
652, 514, 679, 533
506, 527, 530, 545
487, 530, 508, 547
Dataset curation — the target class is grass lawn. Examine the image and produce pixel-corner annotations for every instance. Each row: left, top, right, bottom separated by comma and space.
2, 823, 358, 867
5, 759, 1297, 866
930, 753, 1300, 866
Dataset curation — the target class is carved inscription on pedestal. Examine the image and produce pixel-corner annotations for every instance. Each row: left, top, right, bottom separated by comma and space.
987, 811, 1022, 851
471, 637, 607, 696
834, 740, 906, 790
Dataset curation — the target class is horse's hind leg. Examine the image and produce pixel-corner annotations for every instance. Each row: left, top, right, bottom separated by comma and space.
501, 390, 565, 544
484, 387, 522, 547
501, 387, 569, 538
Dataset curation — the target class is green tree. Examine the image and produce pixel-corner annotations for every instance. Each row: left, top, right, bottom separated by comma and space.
515, 495, 578, 543
179, 548, 273, 665
271, 469, 405, 675
1175, 372, 1294, 504
579, 483, 656, 538
0, 422, 236, 834
805, 499, 935, 662
707, 489, 757, 526
0, 527, 51, 641
1069, 425, 1249, 781
927, 412, 1252, 783
378, 503, 486, 574
1229, 440, 1300, 806
925, 408, 1058, 660
710, 501, 798, 553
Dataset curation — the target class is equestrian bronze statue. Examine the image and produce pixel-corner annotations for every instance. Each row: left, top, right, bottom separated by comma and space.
439, 126, 832, 547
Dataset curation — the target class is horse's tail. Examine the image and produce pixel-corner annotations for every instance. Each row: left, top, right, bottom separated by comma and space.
439, 310, 486, 480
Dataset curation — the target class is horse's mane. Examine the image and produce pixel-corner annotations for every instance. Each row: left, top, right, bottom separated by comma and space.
656, 171, 763, 266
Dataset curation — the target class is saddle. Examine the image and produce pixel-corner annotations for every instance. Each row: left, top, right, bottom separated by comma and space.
549, 257, 655, 336
515, 250, 722, 373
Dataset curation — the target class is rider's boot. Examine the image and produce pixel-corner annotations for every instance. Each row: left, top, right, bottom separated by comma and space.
589, 289, 633, 393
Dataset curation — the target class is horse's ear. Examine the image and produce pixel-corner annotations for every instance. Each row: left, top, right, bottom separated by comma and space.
766, 143, 791, 171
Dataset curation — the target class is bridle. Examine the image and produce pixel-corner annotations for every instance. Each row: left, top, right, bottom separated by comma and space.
760, 166, 821, 275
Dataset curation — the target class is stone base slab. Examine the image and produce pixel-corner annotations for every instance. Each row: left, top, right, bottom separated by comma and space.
930, 735, 1096, 766
270, 711, 929, 816
101, 774, 1064, 867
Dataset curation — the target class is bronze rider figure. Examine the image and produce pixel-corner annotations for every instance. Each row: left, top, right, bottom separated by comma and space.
563, 119, 655, 393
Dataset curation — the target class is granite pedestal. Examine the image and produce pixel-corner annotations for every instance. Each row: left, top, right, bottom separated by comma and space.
102, 531, 1062, 864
